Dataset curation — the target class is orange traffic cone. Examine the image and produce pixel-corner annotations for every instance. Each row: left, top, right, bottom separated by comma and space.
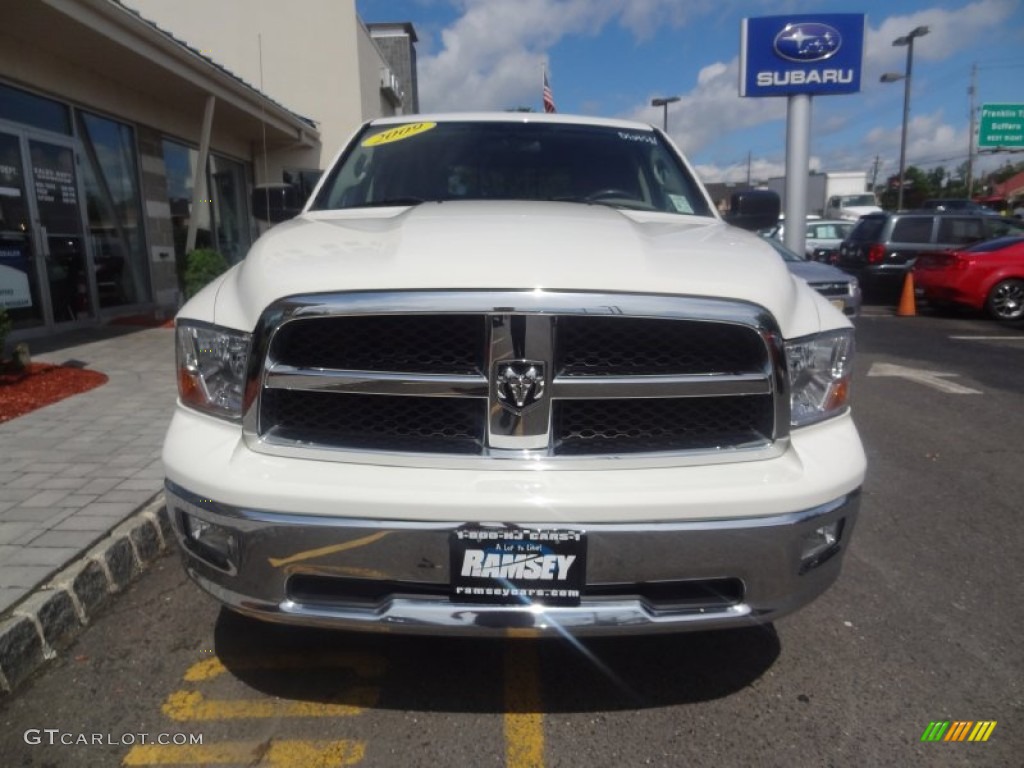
897, 272, 917, 317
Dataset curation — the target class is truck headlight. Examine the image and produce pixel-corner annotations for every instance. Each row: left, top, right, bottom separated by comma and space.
176, 322, 251, 421
785, 330, 854, 427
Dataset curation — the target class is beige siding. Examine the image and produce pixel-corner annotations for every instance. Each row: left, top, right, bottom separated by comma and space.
124, 0, 396, 163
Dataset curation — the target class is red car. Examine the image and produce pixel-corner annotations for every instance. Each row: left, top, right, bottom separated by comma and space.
913, 236, 1024, 322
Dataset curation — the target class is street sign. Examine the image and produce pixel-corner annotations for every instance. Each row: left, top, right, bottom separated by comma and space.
739, 14, 866, 97
978, 104, 1024, 148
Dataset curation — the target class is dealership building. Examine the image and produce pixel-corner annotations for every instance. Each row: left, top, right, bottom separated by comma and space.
1, 0, 418, 341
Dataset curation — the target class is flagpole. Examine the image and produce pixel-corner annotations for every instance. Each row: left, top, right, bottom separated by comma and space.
542, 63, 546, 113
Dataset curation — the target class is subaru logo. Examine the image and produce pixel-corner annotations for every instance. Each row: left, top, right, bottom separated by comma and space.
495, 361, 546, 414
774, 23, 842, 62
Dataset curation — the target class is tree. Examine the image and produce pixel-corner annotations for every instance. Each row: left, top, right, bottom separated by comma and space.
926, 166, 947, 194
879, 165, 932, 209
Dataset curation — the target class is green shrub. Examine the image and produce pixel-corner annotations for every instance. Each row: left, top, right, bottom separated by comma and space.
183, 249, 229, 299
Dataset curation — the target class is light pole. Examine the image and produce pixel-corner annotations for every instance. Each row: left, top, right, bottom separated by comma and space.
651, 96, 680, 132
881, 25, 929, 210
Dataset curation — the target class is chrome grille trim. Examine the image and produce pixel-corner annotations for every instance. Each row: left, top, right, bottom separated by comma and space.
265, 365, 490, 398
242, 290, 790, 470
265, 367, 770, 400
807, 281, 850, 298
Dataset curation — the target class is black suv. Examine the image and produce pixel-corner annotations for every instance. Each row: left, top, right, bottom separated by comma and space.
836, 211, 1024, 286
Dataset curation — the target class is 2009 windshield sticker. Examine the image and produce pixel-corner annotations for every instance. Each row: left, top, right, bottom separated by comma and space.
362, 122, 437, 147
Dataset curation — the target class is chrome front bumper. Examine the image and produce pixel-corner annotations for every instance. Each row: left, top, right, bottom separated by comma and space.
165, 481, 860, 637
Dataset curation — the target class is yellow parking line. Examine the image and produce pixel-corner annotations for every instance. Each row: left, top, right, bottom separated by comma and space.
123, 739, 365, 766
504, 642, 545, 768
183, 652, 387, 682
162, 689, 379, 721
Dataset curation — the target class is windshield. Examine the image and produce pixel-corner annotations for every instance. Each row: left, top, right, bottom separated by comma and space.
310, 121, 714, 217
841, 195, 877, 207
965, 236, 1024, 253
848, 216, 886, 241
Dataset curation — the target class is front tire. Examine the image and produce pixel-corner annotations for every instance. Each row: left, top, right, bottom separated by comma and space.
986, 279, 1024, 322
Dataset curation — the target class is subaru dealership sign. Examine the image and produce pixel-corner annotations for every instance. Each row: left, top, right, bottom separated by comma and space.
740, 14, 866, 97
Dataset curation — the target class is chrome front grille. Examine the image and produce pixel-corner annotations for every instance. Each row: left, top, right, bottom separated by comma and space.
246, 291, 788, 467
807, 281, 850, 298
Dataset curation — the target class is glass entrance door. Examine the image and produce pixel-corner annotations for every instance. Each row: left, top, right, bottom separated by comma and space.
0, 131, 43, 327
28, 138, 91, 324
0, 128, 93, 329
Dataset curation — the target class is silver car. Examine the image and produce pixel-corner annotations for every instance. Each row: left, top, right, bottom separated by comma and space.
765, 236, 861, 318
768, 218, 854, 261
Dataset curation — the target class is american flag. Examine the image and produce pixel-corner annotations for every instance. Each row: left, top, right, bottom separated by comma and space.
543, 69, 556, 113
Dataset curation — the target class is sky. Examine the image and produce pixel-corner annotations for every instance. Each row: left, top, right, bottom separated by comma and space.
355, 0, 1024, 186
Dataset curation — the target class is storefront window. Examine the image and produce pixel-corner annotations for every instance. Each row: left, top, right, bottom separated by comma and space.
162, 139, 212, 267
209, 154, 252, 264
162, 140, 252, 269
0, 132, 43, 327
0, 82, 71, 135
76, 111, 150, 307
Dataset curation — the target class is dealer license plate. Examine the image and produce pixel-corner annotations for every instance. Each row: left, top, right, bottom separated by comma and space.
449, 527, 586, 607
830, 299, 846, 311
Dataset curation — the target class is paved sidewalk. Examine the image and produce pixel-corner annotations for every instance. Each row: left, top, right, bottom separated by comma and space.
0, 326, 176, 615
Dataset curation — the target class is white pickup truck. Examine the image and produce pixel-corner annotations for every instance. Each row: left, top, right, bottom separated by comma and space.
163, 113, 865, 636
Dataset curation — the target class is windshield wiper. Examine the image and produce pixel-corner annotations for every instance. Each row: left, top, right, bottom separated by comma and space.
347, 197, 427, 208
551, 195, 655, 212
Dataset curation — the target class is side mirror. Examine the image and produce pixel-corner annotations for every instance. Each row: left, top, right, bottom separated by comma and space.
252, 183, 301, 223
724, 190, 781, 232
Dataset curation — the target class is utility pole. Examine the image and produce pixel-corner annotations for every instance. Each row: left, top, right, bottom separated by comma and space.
746, 151, 752, 185
966, 63, 977, 197
870, 155, 881, 192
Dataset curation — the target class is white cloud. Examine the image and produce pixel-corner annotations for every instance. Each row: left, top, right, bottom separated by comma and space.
695, 158, 786, 185
864, 0, 1016, 74
412, 0, 1018, 179
417, 0, 725, 112
624, 58, 787, 156
419, 0, 598, 111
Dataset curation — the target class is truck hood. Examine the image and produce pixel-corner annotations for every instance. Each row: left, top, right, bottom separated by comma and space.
193, 201, 832, 337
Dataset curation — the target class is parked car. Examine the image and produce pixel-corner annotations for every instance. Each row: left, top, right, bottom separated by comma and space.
836, 210, 1024, 288
765, 218, 854, 261
763, 236, 861, 317
913, 236, 1024, 321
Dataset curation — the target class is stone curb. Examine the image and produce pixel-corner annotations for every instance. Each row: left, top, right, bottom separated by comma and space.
0, 493, 173, 696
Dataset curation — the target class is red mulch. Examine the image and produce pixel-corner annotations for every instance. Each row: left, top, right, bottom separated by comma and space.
0, 362, 109, 424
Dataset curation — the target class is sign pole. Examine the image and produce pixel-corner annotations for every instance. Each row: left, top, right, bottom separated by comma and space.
783, 94, 811, 256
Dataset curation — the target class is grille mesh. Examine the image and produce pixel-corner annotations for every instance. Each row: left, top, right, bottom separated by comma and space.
271, 315, 485, 373
555, 396, 774, 455
262, 390, 484, 454
557, 316, 766, 375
